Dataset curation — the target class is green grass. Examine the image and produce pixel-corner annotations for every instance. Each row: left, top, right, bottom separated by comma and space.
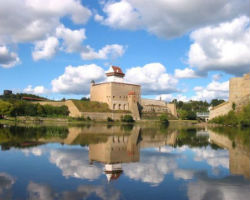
72, 100, 111, 112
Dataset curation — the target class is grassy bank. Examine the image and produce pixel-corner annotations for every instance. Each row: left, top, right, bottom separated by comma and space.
209, 103, 250, 127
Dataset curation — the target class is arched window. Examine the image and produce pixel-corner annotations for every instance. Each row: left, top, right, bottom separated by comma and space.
113, 104, 116, 110
118, 104, 121, 110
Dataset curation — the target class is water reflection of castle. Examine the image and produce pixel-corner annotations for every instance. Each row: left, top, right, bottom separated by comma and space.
89, 128, 141, 181
88, 127, 178, 181
208, 130, 250, 179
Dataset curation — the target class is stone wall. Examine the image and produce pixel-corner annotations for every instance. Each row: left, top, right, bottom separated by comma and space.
90, 82, 141, 111
209, 73, 250, 120
35, 101, 66, 107
209, 101, 232, 120
141, 99, 177, 117
229, 73, 250, 103
166, 103, 177, 117
81, 112, 130, 121
141, 99, 166, 106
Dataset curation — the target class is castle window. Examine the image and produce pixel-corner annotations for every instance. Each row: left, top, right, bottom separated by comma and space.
113, 104, 116, 110
118, 104, 121, 109
113, 96, 115, 99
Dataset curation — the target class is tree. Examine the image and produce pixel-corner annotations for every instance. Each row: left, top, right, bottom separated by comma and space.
187, 111, 196, 120
211, 99, 225, 107
0, 100, 13, 118
159, 114, 169, 125
121, 115, 134, 123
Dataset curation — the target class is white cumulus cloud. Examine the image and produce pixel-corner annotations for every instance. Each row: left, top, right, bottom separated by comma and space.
0, 0, 91, 44
192, 80, 229, 101
81, 44, 125, 60
125, 63, 178, 95
23, 85, 48, 95
0, 46, 20, 68
51, 64, 106, 94
32, 37, 59, 61
56, 25, 86, 53
174, 68, 199, 79
97, 0, 249, 38
188, 16, 250, 76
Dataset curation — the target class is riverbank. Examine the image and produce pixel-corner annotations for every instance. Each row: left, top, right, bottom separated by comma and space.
0, 116, 200, 127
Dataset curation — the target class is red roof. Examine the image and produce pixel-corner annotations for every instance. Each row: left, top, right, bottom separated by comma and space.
112, 66, 123, 74
106, 66, 125, 77
22, 96, 45, 101
128, 91, 136, 95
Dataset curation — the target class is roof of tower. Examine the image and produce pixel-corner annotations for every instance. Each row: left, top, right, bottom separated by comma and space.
106, 66, 125, 77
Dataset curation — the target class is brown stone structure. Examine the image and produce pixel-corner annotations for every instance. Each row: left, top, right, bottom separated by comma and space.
34, 65, 177, 120
90, 66, 177, 120
209, 73, 250, 120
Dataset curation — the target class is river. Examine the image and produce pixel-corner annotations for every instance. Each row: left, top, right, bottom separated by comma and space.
0, 123, 249, 200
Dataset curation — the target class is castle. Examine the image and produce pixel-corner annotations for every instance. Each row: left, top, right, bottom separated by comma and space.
90, 66, 177, 120
209, 73, 250, 119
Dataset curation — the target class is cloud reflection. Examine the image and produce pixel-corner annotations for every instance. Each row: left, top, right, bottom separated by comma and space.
188, 172, 250, 200
0, 172, 15, 199
192, 147, 229, 169
49, 148, 102, 180
123, 153, 178, 185
27, 182, 122, 200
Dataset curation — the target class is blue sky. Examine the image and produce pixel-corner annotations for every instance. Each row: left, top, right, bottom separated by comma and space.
0, 0, 249, 101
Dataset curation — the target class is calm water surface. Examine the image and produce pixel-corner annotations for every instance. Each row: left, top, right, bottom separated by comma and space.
0, 124, 249, 200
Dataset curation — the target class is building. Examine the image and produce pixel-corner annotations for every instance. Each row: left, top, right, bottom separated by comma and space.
209, 73, 250, 120
90, 66, 177, 120
3, 90, 12, 95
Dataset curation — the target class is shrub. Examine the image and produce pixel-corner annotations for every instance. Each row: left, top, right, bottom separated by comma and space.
121, 115, 134, 123
159, 114, 169, 126
86, 116, 91, 121
107, 117, 114, 122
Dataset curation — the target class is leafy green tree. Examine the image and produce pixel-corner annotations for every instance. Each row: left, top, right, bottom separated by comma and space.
121, 115, 134, 123
159, 114, 169, 125
0, 100, 13, 117
187, 111, 196, 120
211, 99, 225, 107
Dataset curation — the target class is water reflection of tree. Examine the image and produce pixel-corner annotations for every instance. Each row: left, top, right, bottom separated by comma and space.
0, 126, 68, 149
211, 127, 250, 147
174, 128, 221, 149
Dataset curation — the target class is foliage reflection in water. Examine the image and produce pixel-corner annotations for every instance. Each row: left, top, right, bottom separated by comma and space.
0, 124, 249, 200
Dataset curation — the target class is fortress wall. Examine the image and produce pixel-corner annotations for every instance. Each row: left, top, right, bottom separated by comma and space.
209, 101, 232, 120
81, 112, 131, 121
90, 82, 141, 112
229, 73, 250, 103
90, 83, 111, 106
141, 99, 166, 106
110, 82, 141, 104
209, 73, 250, 120
141, 99, 177, 117
34, 101, 66, 107
166, 103, 177, 117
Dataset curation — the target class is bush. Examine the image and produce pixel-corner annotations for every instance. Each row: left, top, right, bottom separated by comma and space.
159, 114, 169, 126
107, 117, 114, 122
121, 115, 134, 123
86, 116, 91, 121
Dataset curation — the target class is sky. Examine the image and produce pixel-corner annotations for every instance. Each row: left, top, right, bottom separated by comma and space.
0, 0, 249, 102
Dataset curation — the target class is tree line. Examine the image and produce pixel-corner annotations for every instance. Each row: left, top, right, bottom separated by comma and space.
172, 99, 225, 120
0, 100, 69, 118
